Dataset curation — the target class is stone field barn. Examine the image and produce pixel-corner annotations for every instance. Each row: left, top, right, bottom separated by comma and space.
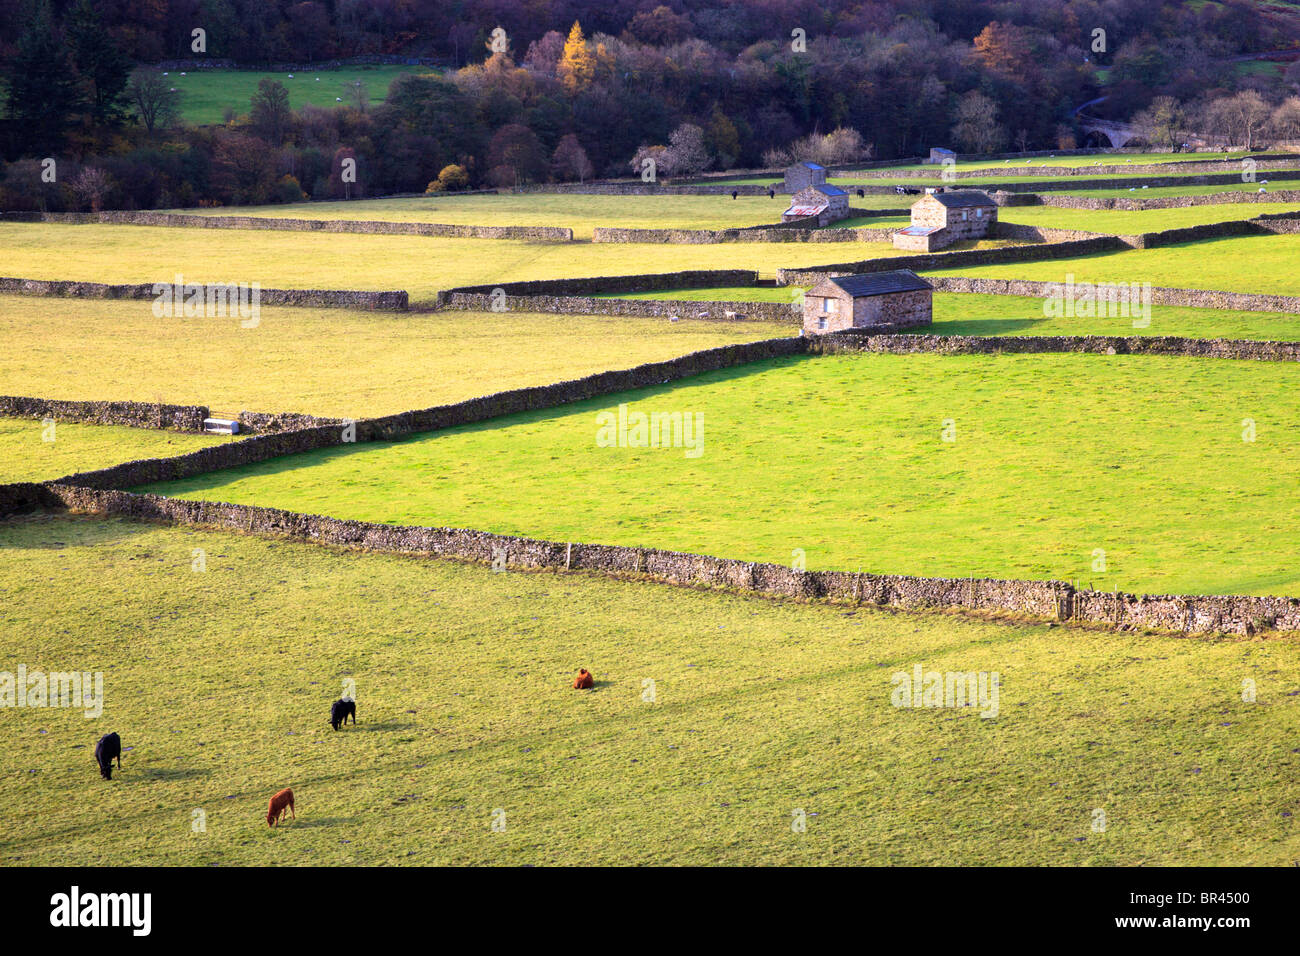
802, 270, 934, 333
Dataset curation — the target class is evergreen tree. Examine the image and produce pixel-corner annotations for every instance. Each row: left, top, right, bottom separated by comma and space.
67, 0, 132, 125
4, 0, 86, 153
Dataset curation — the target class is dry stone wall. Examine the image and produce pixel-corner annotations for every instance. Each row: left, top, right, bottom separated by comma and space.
0, 276, 408, 311
32, 483, 1300, 636
23, 211, 572, 242
439, 292, 797, 322
1023, 188, 1300, 210
50, 336, 807, 491
438, 270, 757, 302
810, 331, 1300, 362
776, 236, 1124, 286
0, 395, 209, 431
927, 276, 1300, 314
591, 224, 896, 243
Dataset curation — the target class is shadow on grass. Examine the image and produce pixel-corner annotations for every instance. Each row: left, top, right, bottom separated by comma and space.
128, 352, 816, 498
926, 317, 1046, 336
274, 816, 360, 829
139, 767, 212, 782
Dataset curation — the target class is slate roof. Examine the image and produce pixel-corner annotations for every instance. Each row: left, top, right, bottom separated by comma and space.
799, 162, 825, 170
822, 270, 932, 297
810, 184, 847, 197
927, 189, 996, 208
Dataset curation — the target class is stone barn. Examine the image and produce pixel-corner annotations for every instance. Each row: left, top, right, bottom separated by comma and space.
802, 270, 933, 334
892, 189, 997, 251
783, 161, 827, 193
926, 147, 956, 164
783, 184, 849, 225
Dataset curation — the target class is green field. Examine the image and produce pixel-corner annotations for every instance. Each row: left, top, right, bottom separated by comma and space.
166, 65, 430, 125
2, 514, 1297, 866
176, 194, 808, 239
0, 418, 226, 483
599, 290, 1300, 341
999, 202, 1300, 233
1061, 182, 1300, 199
0, 224, 910, 302
927, 234, 1300, 295
139, 352, 1300, 597
0, 296, 793, 419
708, 164, 1300, 189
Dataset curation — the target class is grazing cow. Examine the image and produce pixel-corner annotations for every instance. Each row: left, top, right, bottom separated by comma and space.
856, 188, 865, 198
894, 185, 905, 195
267, 788, 295, 827
94, 732, 121, 780
767, 188, 775, 199
573, 669, 594, 690
731, 190, 738, 199
330, 697, 356, 731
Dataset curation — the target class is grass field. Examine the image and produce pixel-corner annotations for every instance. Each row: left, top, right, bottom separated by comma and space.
166, 66, 430, 125
0, 296, 794, 419
1058, 182, 1300, 199
599, 290, 1300, 340
708, 166, 1300, 188
175, 194, 814, 239
0, 418, 226, 483
138, 352, 1300, 597
999, 202, 1300, 233
927, 234, 1300, 295
0, 224, 911, 302
2, 514, 1297, 866
704, 152, 1294, 186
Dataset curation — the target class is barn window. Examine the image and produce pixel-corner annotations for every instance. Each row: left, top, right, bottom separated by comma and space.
817, 317, 827, 330
824, 298, 837, 312
975, 208, 983, 218
962, 210, 969, 221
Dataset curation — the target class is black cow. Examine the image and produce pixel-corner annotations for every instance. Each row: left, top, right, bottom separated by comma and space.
330, 698, 357, 731
731, 190, 738, 199
856, 188, 865, 198
94, 732, 121, 780
767, 188, 775, 199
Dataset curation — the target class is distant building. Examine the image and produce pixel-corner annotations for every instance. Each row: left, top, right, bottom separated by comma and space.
892, 189, 997, 251
783, 161, 827, 193
782, 184, 850, 226
802, 270, 933, 334
926, 147, 956, 164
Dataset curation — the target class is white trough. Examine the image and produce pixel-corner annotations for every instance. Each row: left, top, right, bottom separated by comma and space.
203, 418, 240, 435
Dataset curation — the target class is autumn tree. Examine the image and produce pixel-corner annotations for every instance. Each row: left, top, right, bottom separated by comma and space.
972, 21, 1035, 79
559, 22, 595, 95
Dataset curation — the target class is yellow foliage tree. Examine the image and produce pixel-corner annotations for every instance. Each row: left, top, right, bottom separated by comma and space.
559, 21, 595, 95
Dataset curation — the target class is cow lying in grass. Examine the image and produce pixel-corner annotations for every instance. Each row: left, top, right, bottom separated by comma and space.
573, 669, 594, 690
94, 732, 121, 780
330, 698, 356, 730
267, 788, 295, 827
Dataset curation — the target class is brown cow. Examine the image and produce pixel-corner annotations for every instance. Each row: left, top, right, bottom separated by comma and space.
266, 787, 295, 827
573, 669, 594, 690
